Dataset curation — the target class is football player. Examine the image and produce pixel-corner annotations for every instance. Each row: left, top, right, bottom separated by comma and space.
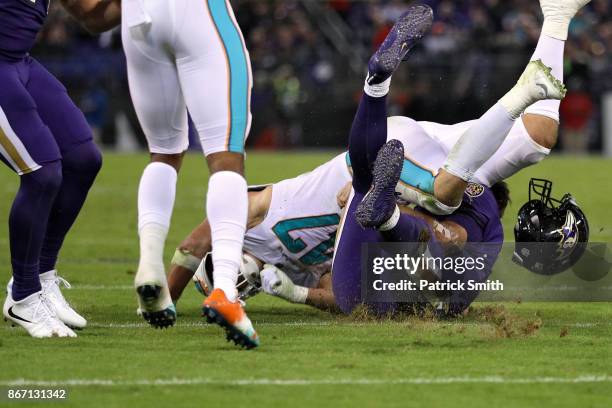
1, 0, 120, 338
168, 0, 590, 315
168, 153, 352, 313
333, 1, 588, 316
121, 0, 258, 347
368, 0, 589, 217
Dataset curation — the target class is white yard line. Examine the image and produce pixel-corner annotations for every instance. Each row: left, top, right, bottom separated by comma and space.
1, 375, 610, 387
71, 285, 133, 290
2, 320, 605, 330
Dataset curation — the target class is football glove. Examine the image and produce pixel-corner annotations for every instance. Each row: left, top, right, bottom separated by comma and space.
260, 264, 308, 304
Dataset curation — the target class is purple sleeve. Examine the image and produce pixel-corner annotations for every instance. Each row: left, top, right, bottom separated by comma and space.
444, 212, 484, 242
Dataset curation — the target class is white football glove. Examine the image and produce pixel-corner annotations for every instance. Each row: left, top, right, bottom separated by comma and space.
260, 264, 308, 304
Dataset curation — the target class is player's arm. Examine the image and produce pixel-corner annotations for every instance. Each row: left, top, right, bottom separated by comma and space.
337, 182, 467, 247
261, 267, 340, 313
168, 187, 272, 303
168, 220, 212, 303
60, 0, 121, 34
307, 273, 339, 313
399, 206, 467, 248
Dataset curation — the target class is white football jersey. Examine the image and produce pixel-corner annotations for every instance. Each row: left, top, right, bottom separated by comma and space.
243, 114, 546, 286
243, 154, 352, 288
388, 115, 550, 188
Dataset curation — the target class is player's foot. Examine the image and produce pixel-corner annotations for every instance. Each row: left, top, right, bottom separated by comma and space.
500, 59, 567, 119
540, 0, 591, 40
135, 256, 176, 328
3, 291, 76, 338
367, 5, 433, 85
135, 284, 176, 328
355, 139, 405, 229
202, 288, 259, 349
32, 271, 87, 329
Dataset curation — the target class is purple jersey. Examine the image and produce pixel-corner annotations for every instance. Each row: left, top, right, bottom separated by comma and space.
424, 183, 504, 315
0, 0, 49, 62
434, 183, 504, 244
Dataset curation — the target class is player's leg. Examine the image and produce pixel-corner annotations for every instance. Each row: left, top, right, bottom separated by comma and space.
355, 140, 434, 246
174, 0, 256, 348
332, 190, 399, 315
434, 0, 590, 188
437, 59, 566, 206
0, 61, 75, 338
334, 186, 432, 315
333, 7, 434, 314
523, 0, 591, 148
435, 1, 590, 201
351, 6, 433, 223
24, 58, 102, 329
122, 8, 189, 328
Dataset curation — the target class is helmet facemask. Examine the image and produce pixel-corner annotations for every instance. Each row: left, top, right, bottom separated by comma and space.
513, 178, 589, 275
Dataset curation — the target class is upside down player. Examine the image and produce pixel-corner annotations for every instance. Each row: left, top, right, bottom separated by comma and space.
333, 0, 589, 315
1, 0, 121, 338
166, 0, 590, 315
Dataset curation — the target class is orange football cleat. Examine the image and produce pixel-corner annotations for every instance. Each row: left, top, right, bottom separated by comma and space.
202, 289, 259, 349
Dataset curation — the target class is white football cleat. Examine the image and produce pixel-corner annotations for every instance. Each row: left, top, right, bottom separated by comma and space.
3, 291, 76, 338
39, 270, 87, 329
540, 0, 591, 40
134, 261, 176, 328
7, 271, 87, 329
500, 60, 567, 119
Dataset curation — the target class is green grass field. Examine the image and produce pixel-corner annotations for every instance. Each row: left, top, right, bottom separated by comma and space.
0, 152, 611, 407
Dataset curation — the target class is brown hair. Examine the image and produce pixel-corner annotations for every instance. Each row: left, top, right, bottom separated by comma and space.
491, 181, 511, 217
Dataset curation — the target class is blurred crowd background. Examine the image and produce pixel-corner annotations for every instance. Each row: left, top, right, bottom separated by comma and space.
35, 0, 612, 153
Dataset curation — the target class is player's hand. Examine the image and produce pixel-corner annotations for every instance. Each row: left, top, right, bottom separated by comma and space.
337, 182, 352, 209
261, 264, 308, 304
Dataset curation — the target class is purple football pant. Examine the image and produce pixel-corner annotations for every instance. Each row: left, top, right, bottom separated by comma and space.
0, 57, 101, 300
332, 92, 433, 315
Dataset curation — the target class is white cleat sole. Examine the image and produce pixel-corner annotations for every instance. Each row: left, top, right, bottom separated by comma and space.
135, 284, 176, 329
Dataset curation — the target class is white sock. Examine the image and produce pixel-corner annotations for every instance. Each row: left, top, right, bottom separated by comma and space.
364, 77, 391, 98
379, 206, 400, 232
207, 171, 247, 302
524, 34, 565, 122
541, 5, 575, 41
135, 162, 177, 286
444, 103, 515, 182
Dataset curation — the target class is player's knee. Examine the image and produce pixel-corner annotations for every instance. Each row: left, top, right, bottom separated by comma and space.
522, 114, 559, 150
63, 141, 103, 178
80, 142, 103, 176
26, 161, 63, 193
531, 128, 558, 150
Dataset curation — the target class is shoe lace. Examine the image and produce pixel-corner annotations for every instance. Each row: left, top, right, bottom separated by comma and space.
32, 293, 58, 324
42, 276, 72, 307
56, 276, 72, 290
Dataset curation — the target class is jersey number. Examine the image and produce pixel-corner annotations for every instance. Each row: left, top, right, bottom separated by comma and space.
272, 214, 340, 265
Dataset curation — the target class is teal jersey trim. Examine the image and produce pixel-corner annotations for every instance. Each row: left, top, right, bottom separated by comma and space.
345, 152, 435, 194
272, 214, 341, 266
399, 158, 435, 194
208, 0, 249, 153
